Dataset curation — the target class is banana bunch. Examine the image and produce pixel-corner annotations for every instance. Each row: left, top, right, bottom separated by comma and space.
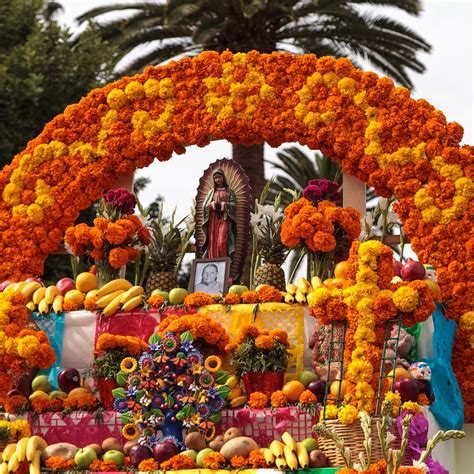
36, 285, 62, 315
224, 376, 248, 408
267, 432, 309, 471
0, 436, 47, 474
96, 279, 144, 317
282, 276, 324, 304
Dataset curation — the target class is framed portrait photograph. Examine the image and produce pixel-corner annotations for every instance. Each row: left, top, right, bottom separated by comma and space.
189, 258, 231, 295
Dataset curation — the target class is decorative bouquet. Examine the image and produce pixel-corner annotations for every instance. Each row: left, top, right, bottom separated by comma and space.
114, 330, 230, 453
281, 179, 360, 280
226, 326, 291, 396
65, 188, 151, 286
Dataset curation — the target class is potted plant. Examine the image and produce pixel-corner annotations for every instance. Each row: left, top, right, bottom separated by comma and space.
88, 334, 148, 410
227, 326, 291, 396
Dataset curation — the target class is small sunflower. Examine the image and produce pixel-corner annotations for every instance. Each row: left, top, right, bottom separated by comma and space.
122, 423, 139, 440
204, 356, 222, 373
121, 357, 138, 373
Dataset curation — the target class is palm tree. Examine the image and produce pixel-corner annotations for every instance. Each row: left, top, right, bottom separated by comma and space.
77, 0, 430, 199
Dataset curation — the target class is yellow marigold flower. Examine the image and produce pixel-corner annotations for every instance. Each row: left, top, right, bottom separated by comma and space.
49, 140, 68, 158
159, 78, 175, 99
356, 268, 379, 284
307, 287, 331, 307
303, 112, 321, 128
384, 391, 401, 415
102, 110, 118, 129
354, 327, 376, 346
107, 88, 128, 109
337, 405, 359, 424
259, 84, 275, 100
32, 143, 53, 162
346, 359, 373, 384
17, 335, 41, 358
131, 110, 151, 129
421, 206, 442, 223
5, 337, 18, 356
356, 297, 374, 315
338, 77, 357, 95
393, 286, 419, 312
460, 312, 474, 332
27, 204, 44, 224
440, 164, 463, 181
323, 71, 339, 87
143, 78, 161, 97
351, 348, 365, 361
354, 91, 368, 109
3, 183, 22, 206
12, 205, 28, 216
319, 404, 339, 420
402, 401, 421, 413
365, 141, 382, 156
125, 81, 145, 99
355, 382, 374, 401
120, 357, 137, 373
35, 194, 54, 208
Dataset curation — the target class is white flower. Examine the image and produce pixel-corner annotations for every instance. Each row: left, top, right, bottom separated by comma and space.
385, 432, 396, 446
353, 461, 363, 471
63, 241, 75, 256
184, 216, 195, 232
250, 212, 262, 229
412, 460, 428, 472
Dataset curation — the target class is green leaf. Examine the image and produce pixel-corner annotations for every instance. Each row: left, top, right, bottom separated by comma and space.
116, 371, 128, 386
149, 332, 161, 345
166, 395, 175, 407
209, 412, 221, 423
151, 408, 164, 417
120, 414, 132, 424
180, 330, 193, 342
135, 390, 145, 401
215, 370, 229, 384
112, 388, 126, 399
217, 385, 230, 399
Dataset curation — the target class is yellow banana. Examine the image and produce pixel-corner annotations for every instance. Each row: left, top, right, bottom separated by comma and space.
284, 293, 295, 304
13, 282, 28, 293
283, 445, 298, 471
295, 289, 307, 304
261, 448, 274, 465
224, 375, 239, 389
0, 462, 8, 474
96, 289, 125, 309
285, 283, 297, 295
311, 275, 323, 289
269, 440, 285, 458
102, 292, 125, 317
32, 287, 47, 306
8, 452, 20, 472
29, 450, 41, 474
228, 387, 242, 399
26, 436, 47, 462
296, 277, 310, 294
37, 298, 50, 315
121, 295, 144, 312
229, 395, 247, 408
4, 283, 17, 293
1, 445, 17, 463
281, 432, 298, 452
96, 279, 132, 298
52, 295, 63, 314
120, 285, 145, 304
275, 456, 287, 469
44, 286, 61, 304
26, 301, 36, 312
296, 442, 309, 469
21, 282, 41, 299
15, 437, 29, 462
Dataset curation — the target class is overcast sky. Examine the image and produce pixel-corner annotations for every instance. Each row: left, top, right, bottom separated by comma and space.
57, 0, 473, 218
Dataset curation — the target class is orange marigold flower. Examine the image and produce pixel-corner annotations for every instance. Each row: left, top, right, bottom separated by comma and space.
257, 285, 283, 303
248, 391, 268, 409
248, 449, 268, 468
299, 389, 318, 404
231, 455, 248, 468
105, 222, 128, 245
63, 300, 78, 311
45, 457, 76, 470
224, 291, 241, 305
270, 329, 289, 344
160, 454, 197, 470
271, 390, 289, 408
237, 324, 260, 343
241, 290, 259, 304
31, 397, 51, 413
202, 452, 226, 469
147, 294, 164, 308
184, 292, 215, 308
255, 335, 274, 350
225, 342, 238, 353
84, 296, 99, 311
108, 247, 129, 268
90, 459, 118, 472
138, 458, 159, 471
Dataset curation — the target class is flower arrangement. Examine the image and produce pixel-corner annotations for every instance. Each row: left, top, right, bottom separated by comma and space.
226, 326, 290, 377
64, 188, 150, 286
281, 195, 360, 280
308, 240, 434, 418
0, 51, 471, 419
113, 330, 230, 448
157, 313, 230, 354
0, 289, 56, 407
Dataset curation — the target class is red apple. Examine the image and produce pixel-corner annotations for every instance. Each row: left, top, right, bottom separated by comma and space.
307, 380, 327, 403
58, 368, 81, 393
25, 277, 45, 287
393, 260, 403, 277
152, 441, 177, 463
56, 278, 76, 295
15, 366, 40, 397
400, 259, 426, 281
394, 377, 421, 402
130, 445, 153, 467
0, 279, 17, 292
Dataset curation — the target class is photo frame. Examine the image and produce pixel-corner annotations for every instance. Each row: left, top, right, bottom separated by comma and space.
189, 257, 231, 295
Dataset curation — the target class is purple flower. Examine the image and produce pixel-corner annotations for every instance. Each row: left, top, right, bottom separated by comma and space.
303, 179, 342, 205
103, 188, 137, 215
302, 184, 323, 202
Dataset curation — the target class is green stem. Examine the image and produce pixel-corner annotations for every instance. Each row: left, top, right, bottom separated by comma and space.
288, 249, 306, 283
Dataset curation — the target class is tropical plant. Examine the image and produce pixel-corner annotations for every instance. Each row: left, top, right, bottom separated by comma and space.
77, 0, 431, 199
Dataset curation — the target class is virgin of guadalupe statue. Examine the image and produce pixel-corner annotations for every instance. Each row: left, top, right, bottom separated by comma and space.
195, 159, 251, 281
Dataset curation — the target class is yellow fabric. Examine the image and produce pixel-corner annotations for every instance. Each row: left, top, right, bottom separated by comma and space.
198, 303, 306, 372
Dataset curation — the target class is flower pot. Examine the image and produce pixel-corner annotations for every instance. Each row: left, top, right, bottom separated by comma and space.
242, 371, 284, 397
97, 378, 118, 410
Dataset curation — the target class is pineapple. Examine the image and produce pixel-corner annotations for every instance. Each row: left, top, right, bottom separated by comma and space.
145, 206, 183, 294
252, 216, 287, 290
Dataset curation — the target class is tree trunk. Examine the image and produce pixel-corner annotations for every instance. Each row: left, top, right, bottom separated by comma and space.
232, 143, 265, 286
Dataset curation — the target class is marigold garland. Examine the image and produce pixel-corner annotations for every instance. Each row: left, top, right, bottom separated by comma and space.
45, 457, 76, 470
95, 333, 148, 356
89, 459, 118, 472
0, 50, 471, 419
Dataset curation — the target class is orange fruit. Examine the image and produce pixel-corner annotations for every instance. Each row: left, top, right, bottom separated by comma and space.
330, 380, 347, 398
424, 279, 442, 302
282, 380, 306, 402
387, 367, 410, 382
334, 261, 350, 279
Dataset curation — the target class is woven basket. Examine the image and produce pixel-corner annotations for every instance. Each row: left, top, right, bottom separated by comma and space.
317, 418, 412, 467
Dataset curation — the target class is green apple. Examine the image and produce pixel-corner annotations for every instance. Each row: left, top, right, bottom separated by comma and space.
228, 284, 249, 296
168, 288, 188, 305
31, 375, 51, 393
298, 370, 318, 387
301, 437, 319, 453
180, 449, 197, 461
151, 289, 169, 301
103, 450, 125, 465
49, 390, 67, 400
196, 448, 214, 467
74, 447, 97, 469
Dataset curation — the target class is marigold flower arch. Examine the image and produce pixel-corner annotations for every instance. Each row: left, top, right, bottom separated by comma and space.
0, 51, 472, 417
